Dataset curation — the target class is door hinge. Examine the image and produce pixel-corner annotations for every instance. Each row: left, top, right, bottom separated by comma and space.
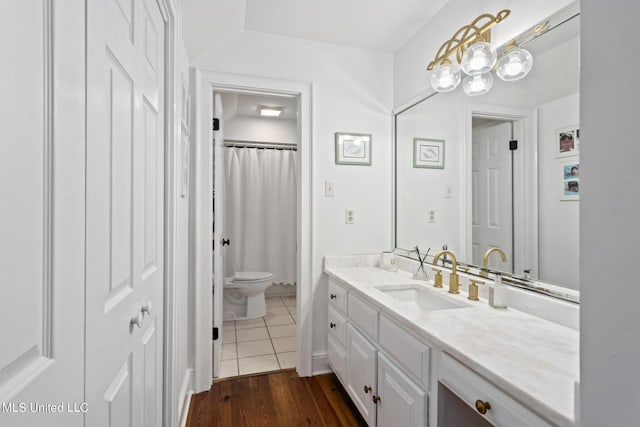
212, 327, 219, 341
509, 140, 518, 150
212, 118, 220, 131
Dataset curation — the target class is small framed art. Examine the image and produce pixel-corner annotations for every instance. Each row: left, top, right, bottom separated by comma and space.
335, 132, 372, 166
413, 138, 445, 169
556, 126, 579, 158
561, 161, 580, 201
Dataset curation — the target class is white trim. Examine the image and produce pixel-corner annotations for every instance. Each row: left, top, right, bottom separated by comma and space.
158, 1, 180, 427
463, 103, 538, 277
312, 352, 331, 375
193, 70, 313, 392
177, 369, 194, 427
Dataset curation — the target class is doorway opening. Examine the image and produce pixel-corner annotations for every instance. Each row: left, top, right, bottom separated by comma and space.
215, 91, 299, 378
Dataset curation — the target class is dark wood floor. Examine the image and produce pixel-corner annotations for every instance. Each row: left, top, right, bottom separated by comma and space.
186, 369, 367, 427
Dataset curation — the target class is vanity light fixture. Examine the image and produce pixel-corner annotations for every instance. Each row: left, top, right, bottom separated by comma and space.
258, 106, 284, 117
427, 9, 534, 96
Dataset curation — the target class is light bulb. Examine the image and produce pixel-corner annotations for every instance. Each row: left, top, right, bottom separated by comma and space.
462, 72, 493, 96
430, 61, 461, 93
496, 48, 533, 81
461, 41, 497, 76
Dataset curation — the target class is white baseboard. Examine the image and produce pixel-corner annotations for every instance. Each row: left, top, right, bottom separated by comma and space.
311, 352, 330, 376
178, 369, 194, 427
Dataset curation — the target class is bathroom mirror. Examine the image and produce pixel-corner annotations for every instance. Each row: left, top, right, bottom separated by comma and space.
394, 3, 580, 300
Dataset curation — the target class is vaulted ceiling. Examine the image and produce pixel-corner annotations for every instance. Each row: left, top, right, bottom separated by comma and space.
181, 0, 450, 61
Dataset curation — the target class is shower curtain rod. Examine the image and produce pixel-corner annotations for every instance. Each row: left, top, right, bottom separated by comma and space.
224, 139, 297, 151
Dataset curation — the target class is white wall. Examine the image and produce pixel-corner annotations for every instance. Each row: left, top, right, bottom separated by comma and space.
393, 0, 574, 107
395, 91, 465, 255
538, 93, 579, 290
580, 1, 640, 425
194, 31, 394, 361
225, 115, 297, 144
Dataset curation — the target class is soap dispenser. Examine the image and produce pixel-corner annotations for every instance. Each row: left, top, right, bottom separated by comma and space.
488, 273, 508, 309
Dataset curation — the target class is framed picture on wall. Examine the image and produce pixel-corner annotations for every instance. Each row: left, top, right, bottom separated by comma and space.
556, 126, 579, 158
413, 138, 445, 169
335, 132, 372, 166
560, 161, 580, 201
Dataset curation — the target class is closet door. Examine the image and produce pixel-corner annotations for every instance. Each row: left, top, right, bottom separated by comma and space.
85, 0, 165, 425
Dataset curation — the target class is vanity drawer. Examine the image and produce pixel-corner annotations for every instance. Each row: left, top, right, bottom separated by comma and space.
328, 334, 346, 382
440, 353, 553, 427
379, 314, 431, 390
347, 293, 378, 342
328, 279, 347, 313
328, 305, 347, 347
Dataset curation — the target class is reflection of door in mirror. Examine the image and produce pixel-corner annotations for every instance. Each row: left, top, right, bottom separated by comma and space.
471, 119, 513, 273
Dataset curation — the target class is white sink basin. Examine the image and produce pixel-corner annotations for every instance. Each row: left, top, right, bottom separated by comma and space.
375, 285, 471, 314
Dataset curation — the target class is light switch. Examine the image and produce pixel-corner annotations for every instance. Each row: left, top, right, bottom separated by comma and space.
445, 184, 453, 198
345, 209, 355, 224
428, 210, 436, 223
325, 181, 335, 197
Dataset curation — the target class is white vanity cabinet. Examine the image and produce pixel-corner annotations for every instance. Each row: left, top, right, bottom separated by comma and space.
327, 278, 429, 427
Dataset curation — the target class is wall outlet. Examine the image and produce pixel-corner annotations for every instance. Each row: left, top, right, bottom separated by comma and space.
325, 181, 335, 197
428, 210, 436, 223
345, 209, 355, 224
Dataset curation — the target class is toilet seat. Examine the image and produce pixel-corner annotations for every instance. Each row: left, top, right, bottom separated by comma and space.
232, 271, 272, 282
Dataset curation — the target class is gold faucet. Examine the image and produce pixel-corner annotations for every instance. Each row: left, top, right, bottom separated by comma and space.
432, 250, 459, 294
482, 247, 507, 277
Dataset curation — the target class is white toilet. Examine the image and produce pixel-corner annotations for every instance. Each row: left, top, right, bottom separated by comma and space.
223, 271, 273, 320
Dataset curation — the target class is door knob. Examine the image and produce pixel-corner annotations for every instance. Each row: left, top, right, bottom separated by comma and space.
221, 238, 230, 246
141, 301, 152, 316
363, 385, 372, 394
130, 312, 143, 329
372, 395, 381, 404
329, 322, 336, 328
330, 293, 336, 299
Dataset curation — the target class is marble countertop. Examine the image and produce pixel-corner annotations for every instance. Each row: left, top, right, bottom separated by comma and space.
324, 261, 579, 426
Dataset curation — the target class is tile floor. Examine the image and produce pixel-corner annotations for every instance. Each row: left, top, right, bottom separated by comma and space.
218, 295, 297, 378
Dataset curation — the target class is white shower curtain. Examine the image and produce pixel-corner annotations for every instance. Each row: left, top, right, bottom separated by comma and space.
223, 146, 297, 285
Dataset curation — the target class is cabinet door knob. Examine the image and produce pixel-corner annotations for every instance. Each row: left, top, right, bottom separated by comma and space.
475, 399, 491, 414
130, 312, 143, 329
329, 322, 336, 328
372, 395, 381, 404
363, 385, 372, 394
330, 293, 336, 299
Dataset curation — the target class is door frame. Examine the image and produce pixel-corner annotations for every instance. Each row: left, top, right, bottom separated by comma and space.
463, 104, 538, 277
156, 1, 181, 426
192, 69, 313, 392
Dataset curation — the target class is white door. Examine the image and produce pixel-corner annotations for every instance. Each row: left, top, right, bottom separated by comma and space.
0, 2, 85, 426
212, 94, 225, 377
346, 325, 378, 426
86, 0, 165, 425
471, 121, 513, 271
377, 353, 426, 427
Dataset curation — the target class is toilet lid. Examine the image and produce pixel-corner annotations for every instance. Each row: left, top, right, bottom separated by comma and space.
233, 271, 273, 282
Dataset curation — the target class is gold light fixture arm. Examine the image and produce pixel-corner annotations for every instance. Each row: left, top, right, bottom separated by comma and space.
427, 9, 511, 71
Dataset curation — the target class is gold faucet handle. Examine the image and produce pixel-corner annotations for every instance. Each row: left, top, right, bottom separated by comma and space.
459, 266, 470, 273
431, 268, 443, 288
467, 279, 485, 301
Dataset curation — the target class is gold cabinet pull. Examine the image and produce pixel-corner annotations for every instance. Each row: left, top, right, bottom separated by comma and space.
330, 293, 337, 299
475, 399, 491, 414
329, 322, 336, 328
363, 385, 372, 394
372, 395, 381, 404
